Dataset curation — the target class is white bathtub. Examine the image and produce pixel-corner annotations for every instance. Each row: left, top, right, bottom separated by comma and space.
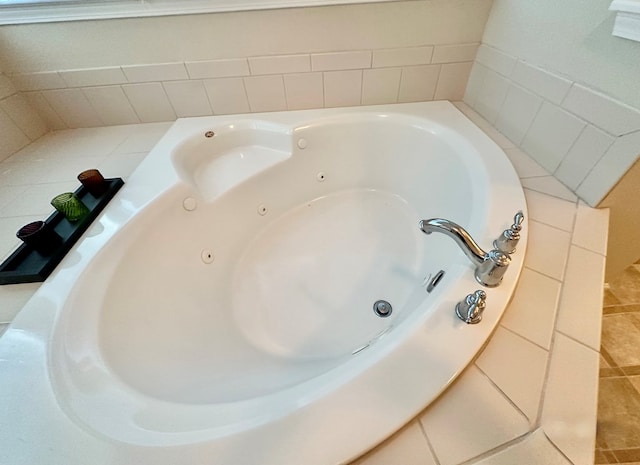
0, 102, 527, 465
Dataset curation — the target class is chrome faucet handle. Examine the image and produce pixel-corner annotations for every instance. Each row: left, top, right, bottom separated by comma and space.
456, 290, 487, 324
494, 211, 524, 254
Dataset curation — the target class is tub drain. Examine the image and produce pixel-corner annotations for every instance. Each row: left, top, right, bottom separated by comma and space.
373, 300, 392, 318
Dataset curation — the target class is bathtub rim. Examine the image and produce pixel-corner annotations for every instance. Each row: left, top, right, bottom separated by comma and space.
0, 101, 529, 465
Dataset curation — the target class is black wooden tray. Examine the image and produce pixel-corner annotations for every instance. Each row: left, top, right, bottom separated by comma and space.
0, 178, 124, 285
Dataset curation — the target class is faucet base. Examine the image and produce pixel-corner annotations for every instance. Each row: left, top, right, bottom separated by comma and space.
474, 249, 510, 287
475, 271, 502, 288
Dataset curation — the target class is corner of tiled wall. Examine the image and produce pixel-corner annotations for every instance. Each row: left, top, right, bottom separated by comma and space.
0, 70, 49, 162
463, 44, 640, 208
6, 42, 480, 132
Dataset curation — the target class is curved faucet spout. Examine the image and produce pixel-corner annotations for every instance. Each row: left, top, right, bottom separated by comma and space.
419, 218, 510, 288
419, 218, 486, 267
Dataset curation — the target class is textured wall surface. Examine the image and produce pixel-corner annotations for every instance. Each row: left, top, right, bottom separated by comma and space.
0, 64, 47, 161
0, 0, 492, 72
0, 1, 491, 131
482, 0, 640, 109
468, 0, 640, 276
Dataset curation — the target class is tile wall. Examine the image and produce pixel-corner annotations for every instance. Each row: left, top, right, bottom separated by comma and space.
464, 44, 640, 208
8, 44, 477, 131
0, 69, 48, 162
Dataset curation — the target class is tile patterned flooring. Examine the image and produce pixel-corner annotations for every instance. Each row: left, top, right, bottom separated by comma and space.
596, 261, 640, 464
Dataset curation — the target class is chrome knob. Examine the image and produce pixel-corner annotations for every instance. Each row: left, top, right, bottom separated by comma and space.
494, 211, 524, 255
456, 290, 487, 324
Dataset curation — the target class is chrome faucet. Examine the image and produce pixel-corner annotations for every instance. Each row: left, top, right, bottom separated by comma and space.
419, 218, 510, 287
456, 290, 487, 324
494, 211, 524, 254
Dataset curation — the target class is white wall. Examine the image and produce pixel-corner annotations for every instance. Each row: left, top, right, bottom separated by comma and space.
464, 0, 640, 279
0, 1, 491, 72
0, 0, 492, 130
465, 44, 640, 207
0, 64, 47, 161
465, 0, 640, 206
482, 0, 640, 110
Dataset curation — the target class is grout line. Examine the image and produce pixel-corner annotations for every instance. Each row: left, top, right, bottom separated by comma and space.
456, 430, 533, 465
522, 186, 576, 205
599, 345, 618, 368
482, 69, 509, 125
499, 324, 551, 353
392, 67, 400, 103
0, 101, 32, 143
199, 79, 213, 116
417, 419, 442, 465
282, 74, 291, 111
533, 329, 558, 430
542, 429, 576, 464
552, 123, 587, 177
202, 79, 216, 116
529, 218, 573, 235
518, 174, 551, 180
160, 82, 180, 117
396, 67, 404, 103
239, 77, 251, 113
523, 215, 574, 235
247, 57, 256, 77
515, 86, 544, 147
243, 77, 255, 113
474, 362, 534, 425
463, 63, 487, 109
119, 84, 143, 124
559, 82, 574, 106
533, 202, 583, 428
520, 266, 562, 285
620, 127, 640, 137
521, 184, 578, 203
80, 87, 108, 127
432, 64, 443, 100
426, 45, 434, 64
40, 91, 70, 129
280, 74, 288, 111
320, 71, 325, 108
572, 134, 617, 195
184, 61, 195, 80
571, 242, 607, 258
555, 329, 600, 354
532, 258, 575, 425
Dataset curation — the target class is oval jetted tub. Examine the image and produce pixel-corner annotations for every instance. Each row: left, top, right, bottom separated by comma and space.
0, 101, 527, 465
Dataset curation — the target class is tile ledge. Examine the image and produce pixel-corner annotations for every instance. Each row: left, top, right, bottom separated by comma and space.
555, 329, 601, 355
467, 429, 573, 464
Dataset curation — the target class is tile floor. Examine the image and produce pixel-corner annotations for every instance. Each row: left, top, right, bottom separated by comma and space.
596, 260, 640, 464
